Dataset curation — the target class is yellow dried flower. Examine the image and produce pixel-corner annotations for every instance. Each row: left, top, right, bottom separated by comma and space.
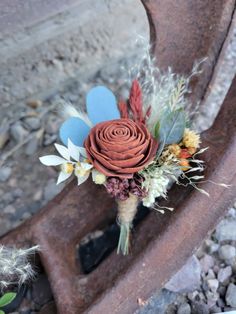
168, 144, 181, 157
182, 129, 201, 149
92, 169, 106, 184
61, 162, 74, 174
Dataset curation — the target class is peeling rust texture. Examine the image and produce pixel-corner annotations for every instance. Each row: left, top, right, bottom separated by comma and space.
1, 1, 236, 314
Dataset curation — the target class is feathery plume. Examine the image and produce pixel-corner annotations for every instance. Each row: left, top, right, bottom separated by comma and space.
0, 245, 39, 290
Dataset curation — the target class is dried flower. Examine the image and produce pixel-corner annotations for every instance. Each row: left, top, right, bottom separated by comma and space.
187, 147, 197, 155
105, 175, 146, 200
85, 119, 158, 178
129, 80, 144, 123
118, 100, 129, 119
39, 140, 88, 185
179, 158, 190, 171
168, 144, 181, 157
92, 169, 106, 184
179, 148, 192, 159
141, 167, 170, 207
105, 177, 130, 200
74, 161, 93, 185
182, 128, 201, 149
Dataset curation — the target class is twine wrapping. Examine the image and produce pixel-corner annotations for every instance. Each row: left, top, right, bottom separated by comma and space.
117, 194, 139, 255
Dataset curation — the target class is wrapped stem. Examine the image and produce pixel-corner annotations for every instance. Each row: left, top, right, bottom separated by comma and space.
117, 194, 139, 255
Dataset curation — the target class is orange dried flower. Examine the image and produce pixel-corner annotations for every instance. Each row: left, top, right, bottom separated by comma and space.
179, 158, 190, 171
179, 148, 192, 159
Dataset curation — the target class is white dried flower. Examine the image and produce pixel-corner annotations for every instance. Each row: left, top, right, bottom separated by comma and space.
142, 169, 169, 207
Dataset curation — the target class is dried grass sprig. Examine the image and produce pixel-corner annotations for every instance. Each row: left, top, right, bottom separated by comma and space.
129, 80, 144, 123
59, 102, 93, 128
124, 38, 206, 133
0, 245, 39, 291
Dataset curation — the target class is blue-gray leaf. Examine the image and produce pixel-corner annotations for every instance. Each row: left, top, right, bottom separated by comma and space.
158, 109, 185, 145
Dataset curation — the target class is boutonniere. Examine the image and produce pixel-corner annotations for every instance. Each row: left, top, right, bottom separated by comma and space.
40, 54, 210, 255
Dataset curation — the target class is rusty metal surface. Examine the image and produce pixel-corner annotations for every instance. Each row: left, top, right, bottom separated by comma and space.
1, 1, 236, 314
141, 0, 235, 102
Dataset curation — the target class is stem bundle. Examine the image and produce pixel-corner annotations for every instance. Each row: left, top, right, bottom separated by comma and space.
117, 194, 139, 255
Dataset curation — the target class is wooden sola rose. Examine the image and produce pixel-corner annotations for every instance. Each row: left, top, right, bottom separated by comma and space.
40, 54, 209, 255
85, 118, 158, 253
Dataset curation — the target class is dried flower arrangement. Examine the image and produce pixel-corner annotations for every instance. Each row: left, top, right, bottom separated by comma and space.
39, 50, 211, 255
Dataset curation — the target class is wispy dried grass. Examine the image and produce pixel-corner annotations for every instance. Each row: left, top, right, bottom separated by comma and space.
0, 245, 39, 290
124, 38, 206, 133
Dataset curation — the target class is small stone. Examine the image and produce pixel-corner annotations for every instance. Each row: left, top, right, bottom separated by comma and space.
8, 177, 17, 187
13, 188, 23, 198
23, 117, 41, 131
0, 166, 12, 182
165, 256, 201, 293
45, 117, 60, 134
213, 265, 220, 275
215, 219, 236, 241
217, 298, 225, 308
218, 286, 226, 297
0, 124, 9, 149
190, 301, 209, 314
26, 99, 42, 109
227, 207, 236, 218
217, 266, 232, 283
10, 122, 29, 142
177, 303, 191, 314
224, 307, 236, 312
33, 189, 43, 201
200, 255, 215, 274
205, 240, 219, 254
206, 269, 216, 280
43, 134, 57, 146
25, 137, 38, 155
4, 204, 16, 214
207, 279, 219, 293
210, 305, 221, 313
219, 245, 236, 261
225, 283, 236, 307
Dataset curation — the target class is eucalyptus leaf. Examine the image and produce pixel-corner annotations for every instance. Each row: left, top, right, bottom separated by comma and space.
0, 310, 5, 314
156, 138, 166, 158
0, 292, 16, 308
158, 109, 185, 145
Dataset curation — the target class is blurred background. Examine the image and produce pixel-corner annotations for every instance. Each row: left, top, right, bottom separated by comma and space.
0, 1, 236, 313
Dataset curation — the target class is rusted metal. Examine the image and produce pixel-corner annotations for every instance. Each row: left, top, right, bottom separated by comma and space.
141, 0, 235, 101
1, 1, 236, 314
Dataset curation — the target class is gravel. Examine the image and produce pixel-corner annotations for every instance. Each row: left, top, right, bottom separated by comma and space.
0, 166, 12, 182
219, 244, 236, 261
10, 122, 29, 143
177, 303, 191, 314
225, 283, 236, 307
23, 117, 41, 131
215, 219, 236, 242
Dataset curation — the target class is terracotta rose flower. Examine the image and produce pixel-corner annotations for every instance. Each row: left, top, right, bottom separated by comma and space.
84, 119, 158, 178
